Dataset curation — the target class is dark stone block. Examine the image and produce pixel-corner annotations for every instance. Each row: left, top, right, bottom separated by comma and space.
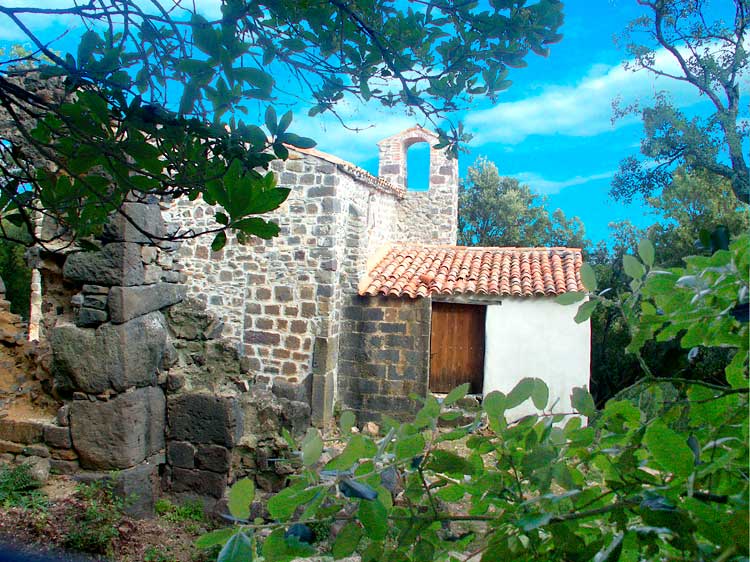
195, 444, 230, 473
75, 307, 108, 327
380, 323, 406, 334
171, 467, 226, 498
168, 393, 243, 447
70, 386, 165, 470
385, 335, 414, 348
167, 441, 195, 469
308, 185, 335, 198
272, 378, 309, 403
43, 425, 72, 449
102, 202, 166, 244
362, 308, 384, 321
51, 312, 167, 394
63, 242, 145, 286
108, 283, 186, 324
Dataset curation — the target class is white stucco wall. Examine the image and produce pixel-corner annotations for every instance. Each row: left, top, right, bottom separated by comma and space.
483, 298, 591, 419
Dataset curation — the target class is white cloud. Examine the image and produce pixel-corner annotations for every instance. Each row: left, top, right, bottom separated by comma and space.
465, 47, 710, 145
290, 99, 423, 163
514, 170, 615, 195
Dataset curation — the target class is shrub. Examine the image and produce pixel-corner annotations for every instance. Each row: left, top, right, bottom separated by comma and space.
0, 463, 46, 510
63, 480, 124, 555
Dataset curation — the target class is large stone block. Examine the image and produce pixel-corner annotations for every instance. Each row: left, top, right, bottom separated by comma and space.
0, 419, 44, 444
109, 283, 186, 324
70, 386, 165, 470
63, 242, 144, 286
51, 312, 167, 394
167, 393, 243, 447
103, 202, 166, 244
171, 467, 226, 498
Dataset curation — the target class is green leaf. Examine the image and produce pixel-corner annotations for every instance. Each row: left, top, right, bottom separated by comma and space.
623, 255, 646, 279
233, 217, 280, 239
265, 105, 277, 136
574, 300, 598, 323
217, 531, 253, 562
262, 528, 314, 561
580, 263, 597, 292
228, 479, 254, 521
394, 433, 425, 460
444, 383, 470, 405
357, 499, 387, 541
267, 485, 322, 521
211, 231, 227, 252
483, 391, 506, 418
332, 522, 363, 559
326, 434, 371, 470
426, 450, 474, 476
506, 377, 535, 409
570, 387, 596, 417
638, 239, 655, 267
643, 420, 695, 477
301, 428, 323, 467
531, 378, 549, 410
556, 291, 586, 305
340, 410, 356, 434
517, 512, 552, 531
435, 484, 465, 502
196, 527, 236, 549
278, 110, 293, 134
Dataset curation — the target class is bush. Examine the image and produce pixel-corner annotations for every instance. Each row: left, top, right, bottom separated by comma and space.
155, 497, 206, 523
198, 237, 748, 561
0, 463, 46, 510
63, 480, 124, 555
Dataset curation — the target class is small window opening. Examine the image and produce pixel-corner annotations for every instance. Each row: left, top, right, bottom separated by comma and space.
406, 142, 430, 191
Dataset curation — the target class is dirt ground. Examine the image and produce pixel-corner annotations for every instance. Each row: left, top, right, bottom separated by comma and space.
0, 476, 217, 562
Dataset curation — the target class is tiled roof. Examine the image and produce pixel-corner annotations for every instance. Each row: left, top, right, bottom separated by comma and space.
290, 147, 405, 199
359, 245, 584, 298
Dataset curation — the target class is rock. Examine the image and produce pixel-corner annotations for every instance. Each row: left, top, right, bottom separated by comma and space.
167, 393, 243, 448
49, 459, 79, 475
113, 461, 160, 518
43, 425, 72, 449
0, 277, 5, 295
166, 372, 184, 392
70, 386, 165, 470
195, 444, 230, 473
362, 421, 380, 436
167, 441, 195, 469
272, 378, 309, 403
51, 312, 167, 394
56, 405, 70, 427
22, 444, 49, 458
0, 419, 44, 444
63, 242, 145, 286
108, 283, 186, 324
171, 467, 226, 498
0, 439, 24, 454
165, 299, 223, 341
75, 307, 108, 327
82, 294, 108, 310
102, 202, 166, 244
23, 456, 50, 485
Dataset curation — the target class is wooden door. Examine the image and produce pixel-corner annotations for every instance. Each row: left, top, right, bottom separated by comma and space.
429, 302, 486, 394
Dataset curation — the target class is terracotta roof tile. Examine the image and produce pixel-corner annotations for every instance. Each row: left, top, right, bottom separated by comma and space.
360, 245, 584, 298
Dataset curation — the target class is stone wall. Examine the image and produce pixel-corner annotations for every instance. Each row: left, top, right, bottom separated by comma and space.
338, 295, 431, 422
163, 149, 403, 423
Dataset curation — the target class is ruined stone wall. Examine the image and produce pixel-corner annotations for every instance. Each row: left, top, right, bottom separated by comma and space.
338, 295, 431, 422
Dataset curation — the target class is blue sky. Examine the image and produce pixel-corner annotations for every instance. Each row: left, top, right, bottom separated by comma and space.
2, 0, 745, 245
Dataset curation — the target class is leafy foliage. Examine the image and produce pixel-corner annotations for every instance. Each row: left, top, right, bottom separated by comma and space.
199, 237, 748, 560
0, 223, 31, 317
0, 463, 46, 510
457, 157, 589, 248
0, 0, 564, 249
611, 0, 749, 203
63, 480, 125, 555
